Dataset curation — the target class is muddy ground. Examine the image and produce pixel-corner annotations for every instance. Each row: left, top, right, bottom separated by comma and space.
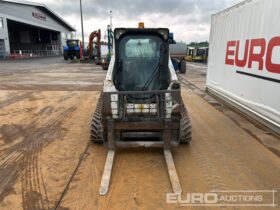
0, 57, 279, 210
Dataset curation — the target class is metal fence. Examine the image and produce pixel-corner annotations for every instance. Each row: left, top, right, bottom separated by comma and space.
12, 49, 60, 57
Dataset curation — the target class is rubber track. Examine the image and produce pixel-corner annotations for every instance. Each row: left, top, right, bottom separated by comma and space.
180, 106, 192, 143
90, 96, 104, 143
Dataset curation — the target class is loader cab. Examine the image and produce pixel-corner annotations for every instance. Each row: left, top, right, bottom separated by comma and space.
113, 28, 170, 91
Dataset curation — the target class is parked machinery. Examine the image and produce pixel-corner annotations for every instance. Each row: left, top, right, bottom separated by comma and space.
193, 47, 208, 62
63, 39, 80, 60
168, 33, 187, 74
87, 29, 101, 64
186, 42, 209, 63
91, 23, 192, 195
101, 25, 114, 70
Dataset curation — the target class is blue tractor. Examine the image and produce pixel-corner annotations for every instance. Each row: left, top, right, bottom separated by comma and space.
63, 39, 80, 60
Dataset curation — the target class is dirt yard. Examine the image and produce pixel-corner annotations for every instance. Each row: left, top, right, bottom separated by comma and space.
0, 58, 279, 210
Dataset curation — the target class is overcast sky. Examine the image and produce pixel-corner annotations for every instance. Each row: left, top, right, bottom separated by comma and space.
34, 0, 242, 43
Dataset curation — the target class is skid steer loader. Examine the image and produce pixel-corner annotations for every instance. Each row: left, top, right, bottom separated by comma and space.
91, 24, 192, 195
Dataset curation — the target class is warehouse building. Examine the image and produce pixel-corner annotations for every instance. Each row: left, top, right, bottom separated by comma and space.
0, 0, 75, 58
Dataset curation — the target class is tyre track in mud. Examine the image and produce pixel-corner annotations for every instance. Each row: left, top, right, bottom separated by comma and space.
21, 106, 77, 210
0, 92, 34, 109
1, 58, 279, 210
54, 142, 91, 210
186, 100, 252, 192
178, 74, 280, 158
178, 76, 229, 191
52, 90, 280, 210
0, 91, 80, 209
0, 58, 105, 209
179, 75, 278, 190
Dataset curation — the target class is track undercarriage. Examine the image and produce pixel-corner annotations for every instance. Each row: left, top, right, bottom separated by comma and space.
91, 90, 191, 195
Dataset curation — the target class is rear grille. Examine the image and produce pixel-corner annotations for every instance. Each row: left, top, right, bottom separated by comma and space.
108, 89, 179, 120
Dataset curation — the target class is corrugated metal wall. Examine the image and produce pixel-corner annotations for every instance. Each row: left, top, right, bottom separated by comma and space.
207, 0, 280, 126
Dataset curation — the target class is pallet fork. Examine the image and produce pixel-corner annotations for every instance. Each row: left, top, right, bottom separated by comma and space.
99, 119, 182, 196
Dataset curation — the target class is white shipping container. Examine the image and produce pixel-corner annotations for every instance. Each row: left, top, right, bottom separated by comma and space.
207, 0, 280, 134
